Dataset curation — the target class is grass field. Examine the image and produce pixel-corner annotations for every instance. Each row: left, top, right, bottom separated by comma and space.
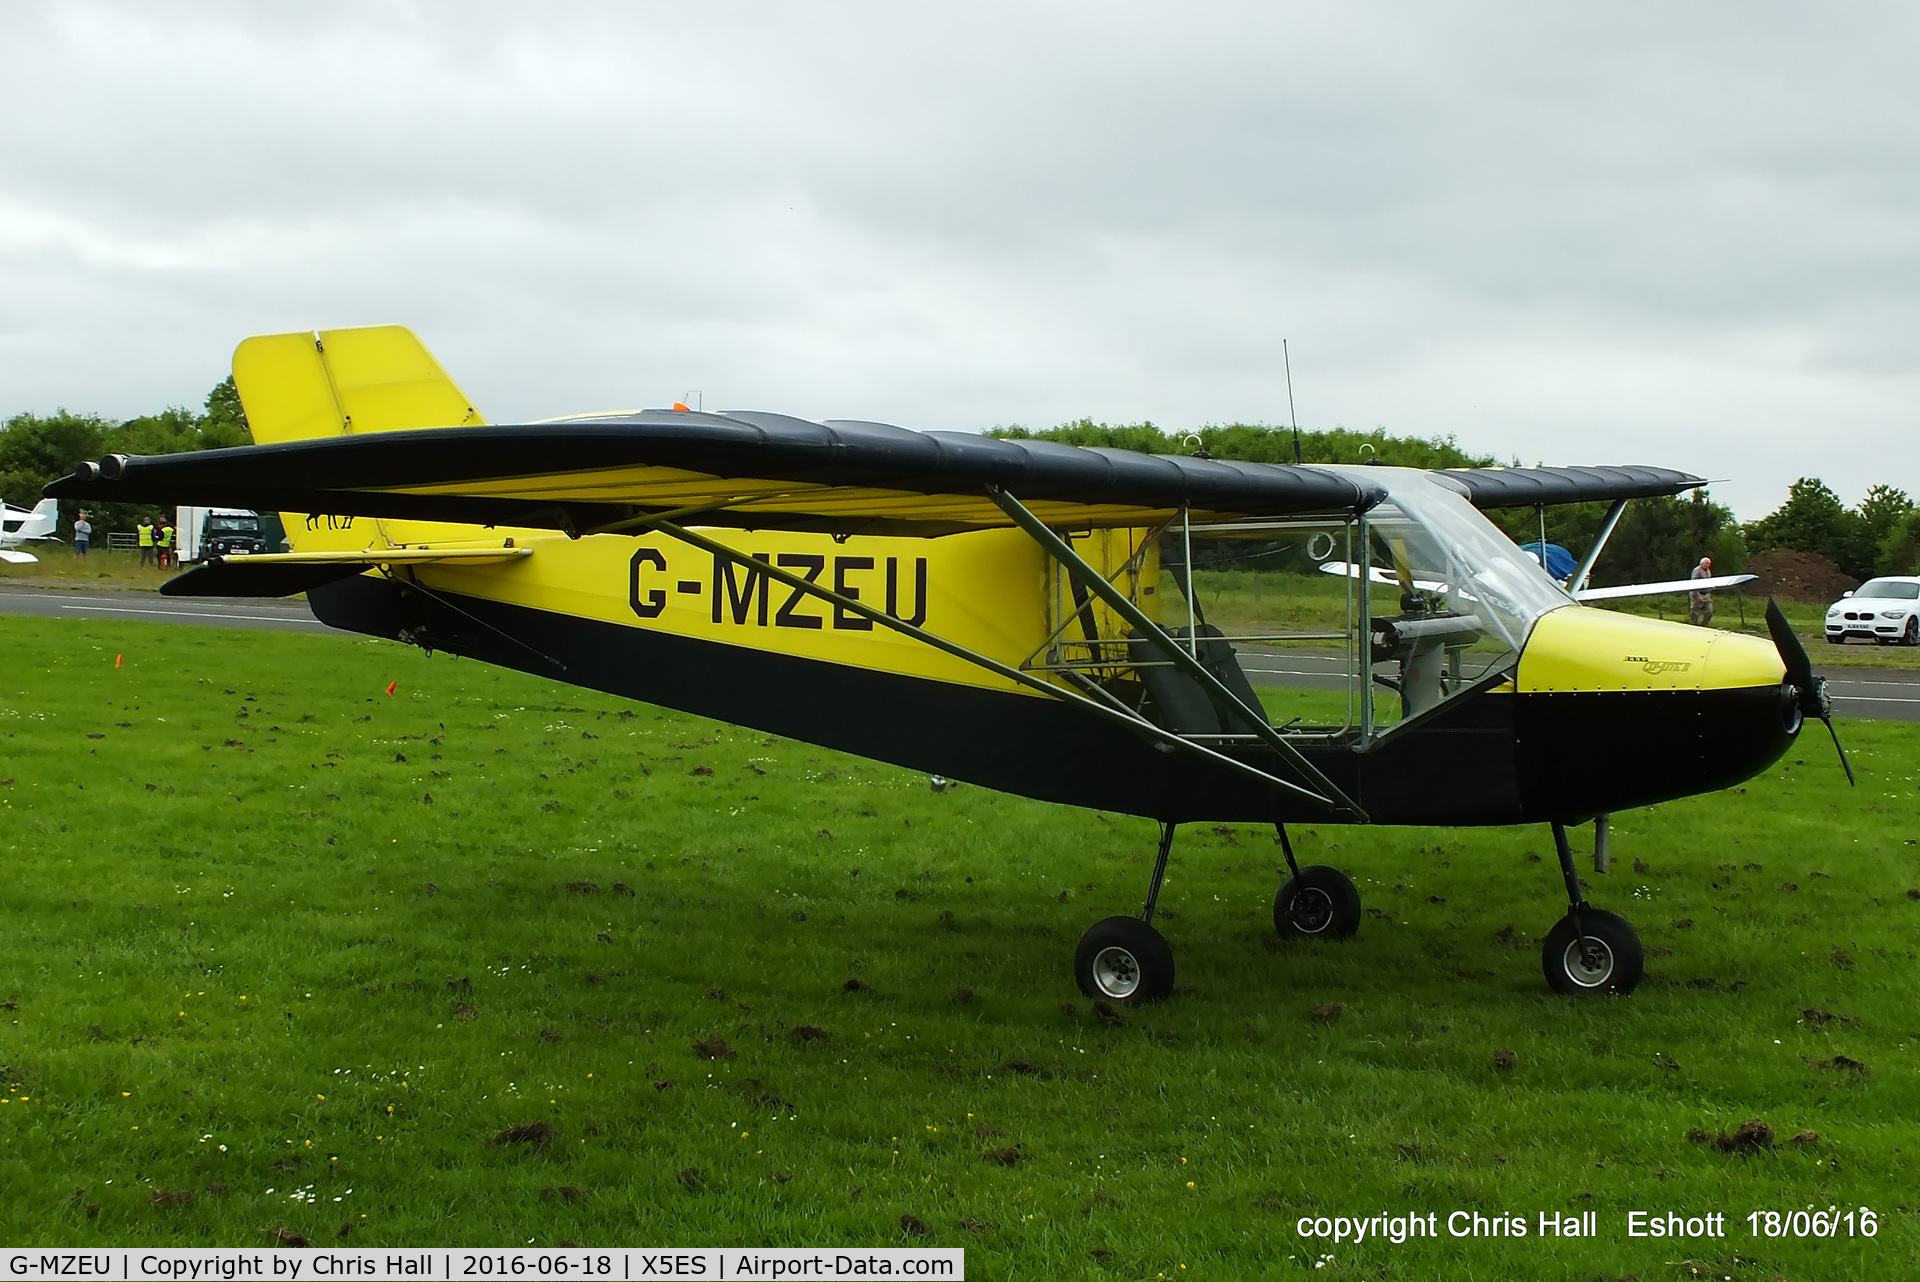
0, 548, 176, 591
2, 614, 1917, 1278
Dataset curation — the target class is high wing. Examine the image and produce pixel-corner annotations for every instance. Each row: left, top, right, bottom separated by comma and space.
48, 412, 1385, 539
1573, 573, 1757, 602
1436, 464, 1706, 508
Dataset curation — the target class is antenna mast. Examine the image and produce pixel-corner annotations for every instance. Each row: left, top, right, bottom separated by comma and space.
1283, 339, 1302, 464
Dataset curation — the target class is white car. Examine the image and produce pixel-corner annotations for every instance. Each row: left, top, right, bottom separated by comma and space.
1825, 575, 1920, 645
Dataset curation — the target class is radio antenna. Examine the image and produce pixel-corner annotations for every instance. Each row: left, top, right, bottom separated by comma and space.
1283, 339, 1302, 465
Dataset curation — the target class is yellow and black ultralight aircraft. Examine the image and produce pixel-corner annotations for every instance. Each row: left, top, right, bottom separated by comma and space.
50, 326, 1851, 1003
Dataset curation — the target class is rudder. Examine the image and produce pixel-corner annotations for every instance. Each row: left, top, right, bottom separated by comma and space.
231, 326, 489, 551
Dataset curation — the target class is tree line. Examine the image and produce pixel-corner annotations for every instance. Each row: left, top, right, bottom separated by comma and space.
4, 395, 1910, 582
0, 379, 249, 536
991, 420, 1917, 584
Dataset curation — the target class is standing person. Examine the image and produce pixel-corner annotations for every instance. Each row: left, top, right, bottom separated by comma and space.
72, 511, 92, 559
1687, 556, 1715, 627
157, 519, 175, 570
136, 516, 155, 567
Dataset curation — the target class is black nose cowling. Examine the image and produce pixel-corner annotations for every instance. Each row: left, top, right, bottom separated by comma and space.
1767, 597, 1853, 786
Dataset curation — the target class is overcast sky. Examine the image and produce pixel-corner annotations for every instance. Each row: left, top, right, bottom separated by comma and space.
2, 3, 1915, 517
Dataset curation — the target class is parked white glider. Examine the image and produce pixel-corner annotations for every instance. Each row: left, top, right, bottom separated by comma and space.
0, 498, 59, 564
1318, 561, 1757, 602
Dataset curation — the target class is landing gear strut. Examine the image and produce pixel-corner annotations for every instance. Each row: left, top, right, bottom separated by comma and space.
1540, 820, 1642, 995
1075, 822, 1178, 1004
1272, 822, 1362, 941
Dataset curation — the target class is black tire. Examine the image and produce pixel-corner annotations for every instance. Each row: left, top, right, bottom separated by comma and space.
1541, 908, 1643, 995
1825, 634, 1844, 644
1905, 618, 1919, 647
1273, 865, 1362, 941
1074, 916, 1175, 1004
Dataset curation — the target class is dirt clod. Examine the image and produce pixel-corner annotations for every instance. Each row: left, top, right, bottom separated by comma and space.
1309, 1003, 1342, 1020
490, 1121, 558, 1148
900, 1213, 930, 1236
1493, 1049, 1516, 1070
692, 1035, 736, 1060
1691, 1119, 1774, 1151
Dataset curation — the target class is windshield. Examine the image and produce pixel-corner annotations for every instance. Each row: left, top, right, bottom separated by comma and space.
207, 516, 257, 533
1322, 466, 1573, 731
1856, 579, 1920, 600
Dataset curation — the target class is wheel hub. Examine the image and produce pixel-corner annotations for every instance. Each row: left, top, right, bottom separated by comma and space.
1091, 945, 1142, 999
1289, 886, 1335, 934
1562, 934, 1615, 988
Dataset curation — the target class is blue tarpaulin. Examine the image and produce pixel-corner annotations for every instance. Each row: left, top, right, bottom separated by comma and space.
1522, 541, 1578, 582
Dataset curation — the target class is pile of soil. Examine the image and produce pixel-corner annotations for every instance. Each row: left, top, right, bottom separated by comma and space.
1741, 548, 1858, 603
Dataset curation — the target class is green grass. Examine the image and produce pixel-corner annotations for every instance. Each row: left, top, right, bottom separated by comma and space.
2, 616, 1917, 1278
0, 548, 170, 591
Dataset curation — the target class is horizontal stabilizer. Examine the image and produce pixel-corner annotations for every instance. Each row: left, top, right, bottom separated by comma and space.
160, 545, 531, 598
1573, 574, 1756, 602
0, 548, 38, 565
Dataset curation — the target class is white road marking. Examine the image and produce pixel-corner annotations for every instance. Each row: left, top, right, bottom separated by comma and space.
55, 603, 316, 624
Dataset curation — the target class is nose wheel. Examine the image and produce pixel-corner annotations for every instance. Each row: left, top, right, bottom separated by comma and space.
1542, 908, 1642, 994
1540, 821, 1643, 995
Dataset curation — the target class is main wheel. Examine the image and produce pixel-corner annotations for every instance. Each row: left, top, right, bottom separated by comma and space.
1541, 908, 1643, 995
1074, 916, 1175, 1004
1273, 865, 1362, 941
1904, 617, 1919, 647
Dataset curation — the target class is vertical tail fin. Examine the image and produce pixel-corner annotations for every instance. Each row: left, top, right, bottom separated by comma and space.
26, 498, 59, 538
231, 326, 487, 551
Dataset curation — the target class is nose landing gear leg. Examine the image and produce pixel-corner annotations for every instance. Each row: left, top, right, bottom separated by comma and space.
1075, 822, 1178, 1004
1541, 820, 1642, 995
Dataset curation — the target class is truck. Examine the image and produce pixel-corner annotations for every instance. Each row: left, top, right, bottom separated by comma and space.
175, 507, 290, 562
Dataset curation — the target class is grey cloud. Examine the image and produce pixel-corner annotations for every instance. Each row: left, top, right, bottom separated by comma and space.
2, 1, 1916, 515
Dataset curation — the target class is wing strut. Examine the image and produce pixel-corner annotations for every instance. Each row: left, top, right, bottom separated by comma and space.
640, 515, 1353, 815
985, 486, 1367, 821
1566, 498, 1628, 596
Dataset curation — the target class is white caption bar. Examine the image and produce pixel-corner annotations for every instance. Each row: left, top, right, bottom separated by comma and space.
2, 1251, 963, 1282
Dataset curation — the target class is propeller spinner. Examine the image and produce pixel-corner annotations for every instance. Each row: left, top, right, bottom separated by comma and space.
1765, 596, 1855, 786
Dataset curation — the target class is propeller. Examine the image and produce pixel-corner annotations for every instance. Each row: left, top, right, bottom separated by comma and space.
1765, 596, 1854, 786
